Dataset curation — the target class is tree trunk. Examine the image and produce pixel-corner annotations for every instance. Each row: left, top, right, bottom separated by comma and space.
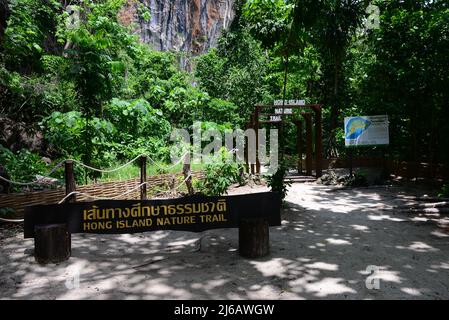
239, 218, 269, 258
34, 224, 71, 264
0, 0, 9, 45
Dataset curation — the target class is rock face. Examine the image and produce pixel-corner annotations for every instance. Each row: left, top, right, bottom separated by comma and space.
0, 117, 46, 154
120, 0, 234, 56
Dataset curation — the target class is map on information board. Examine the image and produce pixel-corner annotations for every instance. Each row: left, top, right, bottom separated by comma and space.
344, 115, 389, 146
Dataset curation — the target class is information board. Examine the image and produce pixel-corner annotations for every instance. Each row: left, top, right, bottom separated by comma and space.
344, 115, 389, 146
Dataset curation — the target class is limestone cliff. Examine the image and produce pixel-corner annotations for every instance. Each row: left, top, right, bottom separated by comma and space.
120, 0, 234, 55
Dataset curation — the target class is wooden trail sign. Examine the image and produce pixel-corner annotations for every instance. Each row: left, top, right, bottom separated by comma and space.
24, 192, 281, 238
25, 193, 281, 262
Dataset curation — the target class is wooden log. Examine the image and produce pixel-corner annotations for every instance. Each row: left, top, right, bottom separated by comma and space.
409, 208, 449, 214
239, 218, 269, 258
34, 224, 71, 264
412, 197, 449, 202
395, 202, 449, 210
394, 208, 449, 214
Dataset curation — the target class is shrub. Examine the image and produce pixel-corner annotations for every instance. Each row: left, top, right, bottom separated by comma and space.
0, 145, 49, 191
41, 111, 117, 168
439, 184, 449, 199
104, 98, 171, 141
343, 172, 369, 187
196, 147, 241, 196
265, 162, 291, 201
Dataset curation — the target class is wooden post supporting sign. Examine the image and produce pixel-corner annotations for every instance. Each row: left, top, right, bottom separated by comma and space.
34, 224, 71, 264
313, 105, 323, 178
302, 113, 313, 176
239, 218, 269, 258
294, 120, 303, 174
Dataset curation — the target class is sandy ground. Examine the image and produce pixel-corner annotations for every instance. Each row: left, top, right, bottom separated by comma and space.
1, 182, 449, 300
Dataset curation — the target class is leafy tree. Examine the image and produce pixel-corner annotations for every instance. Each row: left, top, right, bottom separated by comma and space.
350, 0, 449, 165
57, 0, 135, 166
243, 0, 366, 156
195, 27, 271, 125
3, 0, 61, 73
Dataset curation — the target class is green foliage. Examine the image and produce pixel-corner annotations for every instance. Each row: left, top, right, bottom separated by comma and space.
3, 0, 61, 73
163, 85, 210, 126
195, 29, 272, 125
41, 99, 173, 170
205, 99, 240, 124
196, 148, 241, 196
2, 0, 449, 194
347, 1, 449, 164
265, 162, 291, 201
242, 0, 294, 49
104, 98, 171, 139
60, 0, 134, 116
0, 207, 15, 218
41, 111, 116, 165
0, 145, 48, 189
439, 185, 449, 199
0, 60, 79, 122
136, 1, 151, 22
343, 172, 368, 188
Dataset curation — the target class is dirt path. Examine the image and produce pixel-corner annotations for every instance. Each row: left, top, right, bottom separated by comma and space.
1, 183, 449, 299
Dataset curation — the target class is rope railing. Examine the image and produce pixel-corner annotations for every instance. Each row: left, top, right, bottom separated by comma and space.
58, 174, 192, 204
0, 160, 67, 186
0, 151, 192, 186
0, 217, 24, 223
1, 173, 194, 223
57, 182, 150, 204
57, 172, 193, 204
0, 148, 241, 186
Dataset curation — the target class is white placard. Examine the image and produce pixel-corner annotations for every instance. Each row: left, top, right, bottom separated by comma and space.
270, 116, 282, 122
274, 100, 305, 106
275, 108, 293, 115
344, 115, 389, 146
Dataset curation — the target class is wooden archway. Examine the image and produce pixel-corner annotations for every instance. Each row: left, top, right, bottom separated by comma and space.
245, 103, 323, 178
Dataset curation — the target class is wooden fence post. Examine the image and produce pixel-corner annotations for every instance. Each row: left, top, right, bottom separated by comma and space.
140, 156, 147, 200
183, 154, 194, 195
64, 160, 76, 203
